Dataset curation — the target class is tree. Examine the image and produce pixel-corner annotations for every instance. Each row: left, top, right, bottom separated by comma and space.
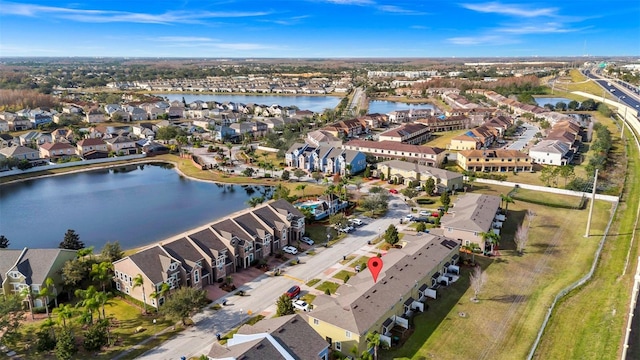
61, 259, 90, 291
295, 183, 308, 198
59, 229, 85, 250
366, 331, 382, 360
329, 213, 349, 229
77, 246, 94, 260
0, 235, 9, 248
271, 183, 291, 201
75, 286, 100, 325
499, 194, 514, 213
83, 319, 109, 352
539, 166, 560, 187
150, 283, 170, 308
401, 188, 418, 199
224, 142, 233, 161
156, 126, 178, 141
597, 103, 613, 117
440, 191, 451, 208
280, 169, 290, 181
94, 291, 112, 320
0, 294, 24, 347
568, 100, 580, 110
38, 277, 56, 318
100, 241, 124, 263
91, 261, 113, 292
55, 304, 76, 328
469, 266, 488, 302
312, 171, 323, 184
133, 274, 148, 314
384, 225, 399, 245
293, 169, 307, 181
363, 165, 371, 179
480, 231, 500, 255
161, 287, 208, 325
246, 196, 265, 208
416, 222, 427, 232
276, 294, 295, 316
425, 178, 436, 195
514, 224, 529, 255
558, 165, 575, 187
55, 328, 78, 360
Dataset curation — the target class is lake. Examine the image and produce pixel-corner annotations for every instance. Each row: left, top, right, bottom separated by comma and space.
155, 94, 341, 113
367, 100, 436, 114
534, 97, 575, 106
0, 164, 271, 250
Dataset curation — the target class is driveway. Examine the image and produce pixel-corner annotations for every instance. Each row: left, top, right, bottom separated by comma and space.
507, 123, 539, 151
135, 195, 411, 360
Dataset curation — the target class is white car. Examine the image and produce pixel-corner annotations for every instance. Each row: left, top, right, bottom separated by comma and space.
419, 210, 430, 216
349, 218, 364, 226
293, 299, 310, 312
404, 214, 414, 221
301, 237, 314, 246
282, 246, 298, 255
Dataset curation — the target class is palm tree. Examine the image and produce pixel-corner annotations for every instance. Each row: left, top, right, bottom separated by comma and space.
295, 184, 307, 198
480, 231, 500, 255
75, 286, 100, 324
133, 274, 148, 314
150, 283, 170, 309
225, 142, 233, 163
20, 286, 34, 320
366, 331, 382, 360
246, 196, 265, 208
77, 246, 94, 261
95, 291, 112, 320
91, 261, 113, 292
500, 194, 514, 213
38, 277, 55, 318
55, 304, 76, 328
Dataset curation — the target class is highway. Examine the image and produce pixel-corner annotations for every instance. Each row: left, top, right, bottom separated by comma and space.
583, 70, 640, 111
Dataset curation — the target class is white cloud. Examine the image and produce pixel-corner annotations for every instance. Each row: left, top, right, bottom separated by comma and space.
460, 2, 557, 17
498, 23, 587, 34
376, 5, 426, 15
0, 2, 270, 24
155, 36, 218, 42
324, 0, 375, 5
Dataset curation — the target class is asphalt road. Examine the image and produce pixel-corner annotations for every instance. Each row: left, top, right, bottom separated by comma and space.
506, 123, 539, 151
136, 193, 411, 359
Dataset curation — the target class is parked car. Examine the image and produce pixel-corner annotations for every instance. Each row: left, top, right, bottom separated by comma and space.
419, 210, 429, 216
283, 246, 298, 255
293, 299, 310, 311
285, 285, 301, 299
389, 188, 398, 194
349, 218, 364, 226
301, 237, 314, 246
404, 214, 414, 221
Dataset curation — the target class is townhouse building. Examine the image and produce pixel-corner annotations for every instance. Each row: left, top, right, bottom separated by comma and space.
342, 140, 445, 167
113, 199, 305, 308
378, 123, 431, 145
377, 159, 464, 192
529, 139, 574, 166
440, 193, 501, 253
457, 149, 532, 173
285, 143, 367, 176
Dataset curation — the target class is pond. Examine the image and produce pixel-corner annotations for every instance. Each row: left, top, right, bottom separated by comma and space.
367, 100, 436, 114
534, 97, 576, 106
0, 164, 271, 250
154, 94, 341, 113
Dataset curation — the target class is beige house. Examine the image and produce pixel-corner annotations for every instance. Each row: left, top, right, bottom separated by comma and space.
39, 142, 76, 160
113, 199, 306, 308
458, 149, 532, 173
449, 134, 479, 151
439, 193, 501, 253
0, 248, 77, 308
343, 140, 446, 167
77, 138, 108, 156
308, 234, 460, 356
378, 123, 430, 145
377, 159, 464, 192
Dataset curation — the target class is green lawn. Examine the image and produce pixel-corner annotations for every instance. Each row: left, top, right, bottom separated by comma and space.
306, 278, 321, 287
332, 270, 356, 282
316, 281, 341, 294
426, 129, 469, 149
380, 184, 614, 360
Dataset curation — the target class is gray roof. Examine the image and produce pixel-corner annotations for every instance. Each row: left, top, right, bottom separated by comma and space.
440, 193, 501, 232
0, 249, 24, 284
127, 245, 176, 284
209, 314, 328, 360
286, 142, 307, 155
161, 237, 204, 273
309, 235, 459, 335
1, 248, 77, 286
233, 213, 270, 239
269, 199, 305, 220
379, 159, 463, 181
187, 228, 228, 258
0, 145, 39, 157
251, 206, 287, 231
530, 139, 570, 155
211, 218, 253, 243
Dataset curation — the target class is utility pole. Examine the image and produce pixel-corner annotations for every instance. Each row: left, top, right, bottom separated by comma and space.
584, 169, 598, 238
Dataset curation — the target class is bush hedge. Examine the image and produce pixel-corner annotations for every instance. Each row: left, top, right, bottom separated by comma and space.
416, 198, 435, 205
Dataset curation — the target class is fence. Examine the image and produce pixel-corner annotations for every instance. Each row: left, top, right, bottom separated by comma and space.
473, 178, 619, 203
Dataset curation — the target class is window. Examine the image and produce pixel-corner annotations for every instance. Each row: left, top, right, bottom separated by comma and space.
116, 282, 121, 290
9, 271, 20, 279
125, 286, 130, 294
473, 232, 478, 236
335, 342, 342, 351
313, 318, 319, 325
169, 263, 178, 271
194, 270, 200, 284
345, 331, 351, 338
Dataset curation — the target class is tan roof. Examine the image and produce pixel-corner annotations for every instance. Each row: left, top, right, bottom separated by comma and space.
440, 193, 501, 232
344, 139, 443, 155
459, 149, 528, 159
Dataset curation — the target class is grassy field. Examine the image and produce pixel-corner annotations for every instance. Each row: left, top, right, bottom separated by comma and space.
532, 124, 640, 359
426, 129, 468, 148
382, 182, 613, 360
316, 281, 340, 294
13, 297, 178, 360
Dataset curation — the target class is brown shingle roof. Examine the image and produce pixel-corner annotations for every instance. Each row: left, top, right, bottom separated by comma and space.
344, 139, 443, 155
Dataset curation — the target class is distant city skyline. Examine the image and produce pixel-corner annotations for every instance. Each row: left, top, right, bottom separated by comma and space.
0, 0, 638, 58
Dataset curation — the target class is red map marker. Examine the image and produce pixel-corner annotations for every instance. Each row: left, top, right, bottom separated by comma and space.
368, 257, 383, 283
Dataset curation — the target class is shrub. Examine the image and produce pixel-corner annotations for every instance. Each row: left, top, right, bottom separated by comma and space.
416, 198, 435, 205
324, 288, 331, 295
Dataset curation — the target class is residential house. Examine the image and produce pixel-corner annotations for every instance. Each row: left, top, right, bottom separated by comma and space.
0, 119, 8, 132
186, 227, 235, 284
105, 136, 137, 155
307, 234, 459, 356
0, 133, 15, 149
232, 213, 274, 257
0, 248, 77, 308
483, 115, 513, 137
286, 143, 366, 175
528, 140, 574, 166
457, 149, 532, 173
8, 116, 32, 131
39, 142, 76, 160
377, 159, 464, 192
358, 113, 388, 128
416, 115, 471, 132
19, 131, 50, 147
449, 134, 480, 151
161, 238, 206, 290
50, 128, 75, 143
0, 145, 40, 162
136, 139, 170, 156
77, 138, 109, 158
208, 314, 330, 360
306, 130, 343, 148
86, 108, 106, 123
296, 193, 348, 220
343, 140, 445, 167
132, 123, 156, 139
127, 106, 148, 121
113, 245, 182, 308
378, 123, 431, 145
210, 219, 259, 270
439, 193, 501, 253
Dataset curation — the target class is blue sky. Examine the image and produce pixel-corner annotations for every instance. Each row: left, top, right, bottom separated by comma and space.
0, 0, 638, 57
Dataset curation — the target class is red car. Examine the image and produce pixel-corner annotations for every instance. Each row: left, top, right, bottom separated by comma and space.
285, 285, 301, 299
389, 189, 398, 194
